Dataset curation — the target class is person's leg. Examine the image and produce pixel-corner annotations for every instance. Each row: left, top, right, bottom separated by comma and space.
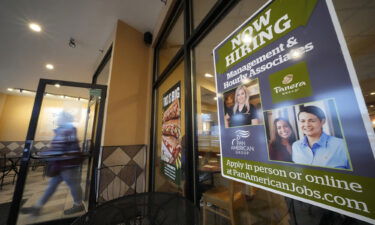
61, 167, 82, 205
61, 166, 84, 215
20, 175, 63, 215
36, 175, 63, 207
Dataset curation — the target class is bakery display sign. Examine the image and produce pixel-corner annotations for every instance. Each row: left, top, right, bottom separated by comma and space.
161, 82, 182, 184
213, 0, 375, 223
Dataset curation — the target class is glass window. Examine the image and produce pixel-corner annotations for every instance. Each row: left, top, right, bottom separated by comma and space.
154, 62, 186, 195
158, 11, 184, 76
192, 0, 217, 29
333, 0, 375, 128
193, 0, 374, 224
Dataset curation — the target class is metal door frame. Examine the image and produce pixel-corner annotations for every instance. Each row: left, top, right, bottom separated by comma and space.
7, 79, 107, 225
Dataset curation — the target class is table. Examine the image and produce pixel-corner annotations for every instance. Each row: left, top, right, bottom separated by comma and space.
72, 192, 200, 225
198, 164, 221, 186
199, 164, 220, 173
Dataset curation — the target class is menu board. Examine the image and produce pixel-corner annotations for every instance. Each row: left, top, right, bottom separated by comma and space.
213, 0, 375, 223
160, 82, 182, 184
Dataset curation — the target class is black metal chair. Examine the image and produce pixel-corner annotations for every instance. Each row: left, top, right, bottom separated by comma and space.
96, 164, 140, 204
30, 147, 49, 172
0, 153, 17, 189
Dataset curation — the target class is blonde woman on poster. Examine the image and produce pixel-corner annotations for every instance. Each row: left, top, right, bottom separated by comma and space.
224, 85, 259, 127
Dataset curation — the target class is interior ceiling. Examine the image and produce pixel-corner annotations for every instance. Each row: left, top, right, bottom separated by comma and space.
194, 0, 375, 113
0, 0, 163, 95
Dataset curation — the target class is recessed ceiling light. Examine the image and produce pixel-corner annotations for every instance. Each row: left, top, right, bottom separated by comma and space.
22, 90, 34, 95
204, 73, 213, 78
54, 83, 60, 88
7, 88, 14, 91
241, 78, 251, 84
290, 49, 303, 59
29, 23, 42, 32
241, 33, 252, 45
46, 64, 54, 70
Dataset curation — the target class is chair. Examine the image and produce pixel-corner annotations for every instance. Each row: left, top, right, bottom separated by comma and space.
202, 180, 248, 225
96, 164, 139, 204
30, 146, 48, 171
0, 154, 17, 189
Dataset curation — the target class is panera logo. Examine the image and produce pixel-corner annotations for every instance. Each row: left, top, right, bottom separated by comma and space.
269, 63, 312, 103
274, 74, 307, 94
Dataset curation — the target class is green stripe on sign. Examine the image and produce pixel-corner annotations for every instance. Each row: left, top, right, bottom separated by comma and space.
223, 157, 375, 220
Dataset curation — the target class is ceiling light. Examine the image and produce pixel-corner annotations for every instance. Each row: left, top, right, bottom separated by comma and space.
290, 49, 303, 59
241, 33, 252, 45
54, 83, 60, 88
7, 88, 14, 91
22, 90, 34, 95
241, 78, 251, 84
29, 23, 42, 32
204, 73, 213, 78
370, 92, 375, 96
214, 97, 218, 100
370, 105, 374, 108
46, 64, 54, 70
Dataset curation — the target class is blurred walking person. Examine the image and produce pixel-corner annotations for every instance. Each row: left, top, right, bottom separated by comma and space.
21, 111, 85, 216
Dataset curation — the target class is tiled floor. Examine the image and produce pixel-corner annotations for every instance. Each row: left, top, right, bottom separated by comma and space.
0, 165, 88, 225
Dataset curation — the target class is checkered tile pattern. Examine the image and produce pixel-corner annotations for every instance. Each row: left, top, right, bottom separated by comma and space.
0, 141, 25, 156
0, 140, 85, 156
98, 145, 147, 203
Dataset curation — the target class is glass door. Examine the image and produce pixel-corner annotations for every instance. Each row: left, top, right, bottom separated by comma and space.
7, 79, 106, 225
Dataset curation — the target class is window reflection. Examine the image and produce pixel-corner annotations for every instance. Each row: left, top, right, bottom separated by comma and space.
333, 0, 375, 130
192, 0, 217, 28
158, 11, 184, 76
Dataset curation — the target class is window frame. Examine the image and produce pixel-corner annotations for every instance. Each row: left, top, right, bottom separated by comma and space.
150, 0, 241, 204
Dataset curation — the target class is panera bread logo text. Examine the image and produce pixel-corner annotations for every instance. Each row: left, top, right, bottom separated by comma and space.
274, 74, 306, 95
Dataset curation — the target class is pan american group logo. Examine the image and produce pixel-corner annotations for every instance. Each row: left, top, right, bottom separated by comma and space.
231, 130, 254, 155
269, 62, 312, 103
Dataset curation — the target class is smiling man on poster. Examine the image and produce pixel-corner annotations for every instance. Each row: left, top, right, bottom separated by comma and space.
292, 105, 350, 169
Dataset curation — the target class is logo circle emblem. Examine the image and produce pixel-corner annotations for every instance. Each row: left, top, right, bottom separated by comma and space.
282, 74, 294, 84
